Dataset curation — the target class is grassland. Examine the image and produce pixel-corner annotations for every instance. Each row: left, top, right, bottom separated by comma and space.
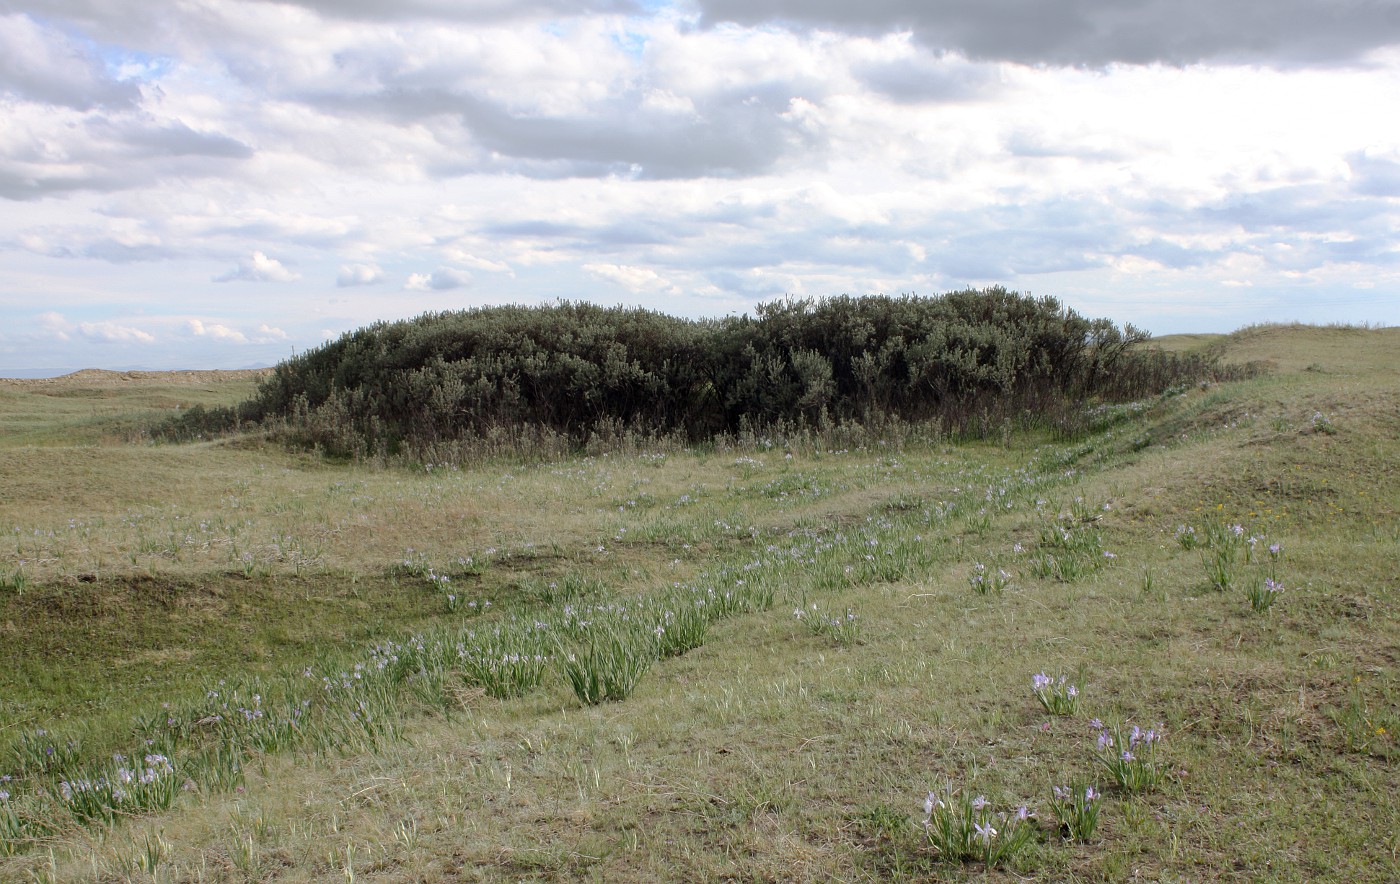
1, 325, 1396, 882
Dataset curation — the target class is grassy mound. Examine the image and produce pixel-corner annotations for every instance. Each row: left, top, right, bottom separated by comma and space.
156, 290, 1243, 460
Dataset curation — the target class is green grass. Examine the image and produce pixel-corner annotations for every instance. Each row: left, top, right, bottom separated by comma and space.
0, 369, 267, 447
1, 326, 1397, 881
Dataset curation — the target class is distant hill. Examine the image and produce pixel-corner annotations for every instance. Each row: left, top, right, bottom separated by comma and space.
0, 368, 273, 387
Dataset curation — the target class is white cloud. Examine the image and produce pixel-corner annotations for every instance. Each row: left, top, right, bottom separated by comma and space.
38, 311, 72, 341
78, 321, 156, 344
214, 252, 301, 283
337, 263, 385, 286
32, 312, 155, 345
183, 319, 288, 344
406, 267, 473, 290
186, 319, 248, 342
441, 250, 513, 273
584, 262, 680, 294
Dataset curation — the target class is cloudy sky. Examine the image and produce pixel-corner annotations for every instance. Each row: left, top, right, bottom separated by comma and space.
2, 0, 1399, 374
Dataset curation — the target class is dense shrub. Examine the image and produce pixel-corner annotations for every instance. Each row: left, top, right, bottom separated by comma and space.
156, 289, 1241, 458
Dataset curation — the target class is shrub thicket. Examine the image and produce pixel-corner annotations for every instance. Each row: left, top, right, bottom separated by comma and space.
156, 289, 1246, 458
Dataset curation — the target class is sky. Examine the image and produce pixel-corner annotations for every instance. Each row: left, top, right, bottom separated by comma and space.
2, 0, 1399, 375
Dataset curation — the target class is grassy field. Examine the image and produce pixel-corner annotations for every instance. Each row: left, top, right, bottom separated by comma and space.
1, 325, 1396, 882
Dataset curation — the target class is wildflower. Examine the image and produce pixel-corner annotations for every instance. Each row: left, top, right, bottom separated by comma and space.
974, 821, 997, 844
971, 795, 989, 811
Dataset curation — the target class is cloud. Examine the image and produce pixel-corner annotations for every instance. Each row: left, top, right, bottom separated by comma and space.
406, 267, 473, 290
0, 0, 1397, 375
38, 311, 72, 341
185, 319, 290, 343
257, 18, 836, 181
693, 0, 1400, 67
1348, 151, 1400, 197
186, 319, 247, 342
214, 251, 301, 282
243, 0, 644, 23
583, 262, 679, 293
0, 99, 253, 201
77, 321, 156, 343
16, 224, 180, 263
337, 262, 385, 286
0, 13, 140, 109
87, 118, 254, 160
852, 52, 1000, 104
703, 268, 792, 299
0, 160, 120, 202
343, 85, 823, 180
39, 312, 157, 344
441, 250, 513, 273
